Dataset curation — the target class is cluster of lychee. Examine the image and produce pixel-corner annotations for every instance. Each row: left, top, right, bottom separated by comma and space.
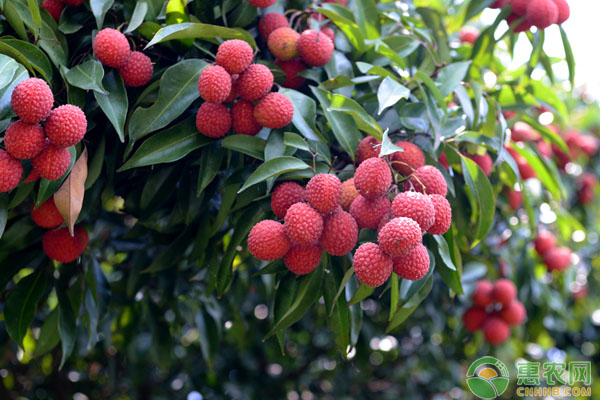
552, 127, 599, 170
463, 279, 526, 345
0, 78, 87, 192
30, 198, 89, 263
93, 28, 154, 87
196, 39, 294, 139
41, 0, 84, 23
533, 230, 572, 271
490, 0, 570, 32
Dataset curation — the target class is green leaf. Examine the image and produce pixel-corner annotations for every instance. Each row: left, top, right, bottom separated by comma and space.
0, 54, 20, 90
520, 113, 568, 154
145, 22, 256, 49
33, 308, 60, 357
317, 5, 366, 52
39, 10, 69, 67
197, 144, 223, 197
238, 157, 309, 193
461, 156, 495, 247
279, 88, 321, 142
352, 0, 380, 40
221, 135, 266, 160
94, 70, 128, 142
327, 92, 383, 137
126, 1, 149, 33
142, 227, 194, 273
510, 144, 563, 200
464, 0, 494, 22
57, 284, 77, 369
0, 38, 53, 82
389, 273, 399, 321
437, 61, 471, 97
65, 59, 107, 94
347, 281, 374, 306
432, 235, 463, 294
377, 76, 410, 115
328, 266, 354, 316
252, 259, 287, 277
283, 132, 309, 152
560, 26, 575, 88
26, 0, 41, 38
2, 1, 28, 40
90, 0, 114, 29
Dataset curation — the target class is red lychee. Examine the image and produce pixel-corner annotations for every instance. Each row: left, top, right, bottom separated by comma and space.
24, 168, 40, 183
275, 59, 306, 89
297, 29, 334, 67
427, 194, 451, 235
506, 13, 532, 32
467, 152, 493, 176
354, 157, 392, 200
356, 136, 381, 164
534, 230, 556, 255
231, 99, 262, 135
392, 243, 430, 280
196, 103, 231, 138
404, 165, 447, 196
42, 225, 89, 263
353, 242, 393, 287
284, 244, 321, 275
10, 78, 54, 123
237, 64, 274, 101
505, 187, 523, 210
390, 141, 425, 175
551, 0, 570, 24
305, 173, 342, 214
268, 27, 300, 61
391, 191, 435, 233
320, 209, 358, 256
349, 195, 391, 230
247, 0, 276, 8
511, 121, 540, 142
44, 104, 87, 147
527, 0, 558, 29
500, 301, 526, 326
543, 246, 572, 271
505, 146, 535, 180
459, 26, 479, 45
0, 150, 23, 192
492, 279, 517, 307
119, 51, 153, 87
41, 0, 64, 22
320, 26, 335, 42
259, 13, 289, 40
4, 121, 45, 159
215, 39, 254, 74
271, 182, 306, 220
198, 65, 232, 104
340, 178, 359, 211
378, 217, 422, 257
472, 279, 494, 307
284, 202, 324, 245
248, 220, 291, 261
254, 92, 294, 129
31, 198, 64, 229
510, 0, 528, 15
463, 306, 487, 332
483, 317, 510, 345
32, 142, 71, 180
93, 28, 131, 68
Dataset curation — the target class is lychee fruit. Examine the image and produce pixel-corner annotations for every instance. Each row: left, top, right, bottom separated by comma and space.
248, 220, 291, 261
247, 0, 276, 8
4, 121, 45, 159
231, 99, 262, 135
500, 301, 526, 326
196, 103, 231, 138
467, 152, 493, 176
259, 13, 288, 40
427, 194, 451, 235
41, 0, 64, 22
392, 243, 430, 280
0, 150, 23, 192
284, 202, 324, 245
505, 146, 535, 179
505, 187, 523, 210
44, 104, 87, 147
472, 279, 494, 307
42, 225, 89, 263
390, 141, 425, 175
340, 178, 359, 211
237, 64, 274, 101
254, 92, 294, 129
31, 198, 64, 229
271, 181, 306, 220
320, 209, 358, 256
32, 142, 71, 180
391, 191, 435, 233
506, 13, 532, 32
349, 195, 391, 230
490, 0, 508, 8
297, 29, 334, 67
543, 246, 572, 271
404, 165, 447, 196
552, 0, 570, 24
534, 230, 556, 255
378, 217, 422, 257
492, 279, 517, 307
459, 26, 479, 45
438, 151, 449, 170
267, 27, 300, 61
356, 136, 381, 164
377, 212, 392, 233
305, 173, 342, 214
24, 168, 40, 183
224, 75, 239, 103
463, 306, 487, 332
354, 158, 392, 200
511, 121, 540, 142
10, 78, 54, 123
198, 65, 232, 104
284, 244, 321, 275
93, 28, 131, 68
215, 39, 254, 74
510, 0, 528, 15
527, 0, 558, 29
119, 51, 153, 87
353, 242, 393, 287
482, 317, 510, 345
320, 26, 335, 42
275, 59, 306, 89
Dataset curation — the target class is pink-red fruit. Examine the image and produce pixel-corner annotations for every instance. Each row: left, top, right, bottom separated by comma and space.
11, 78, 54, 123
284, 203, 323, 245
44, 104, 87, 147
119, 51, 153, 87
247, 0, 276, 8
275, 59, 306, 89
231, 100, 262, 135
259, 13, 288, 40
527, 0, 558, 29
354, 158, 391, 200
472, 279, 493, 307
543, 247, 572, 271
534, 230, 556, 255
391, 141, 425, 175
32, 143, 71, 180
404, 166, 447, 196
297, 30, 334, 67
248, 220, 291, 261
196, 103, 231, 138
198, 65, 232, 104
349, 195, 391, 230
0, 150, 23, 192
254, 93, 294, 129
356, 136, 381, 164
215, 40, 254, 74
42, 226, 89, 263
552, 0, 570, 24
237, 64, 274, 101
428, 194, 452, 235
353, 243, 393, 287
305, 174, 342, 214
267, 28, 300, 61
284, 244, 321, 275
4, 121, 45, 159
463, 306, 487, 332
31, 198, 64, 229
483, 317, 510, 345
378, 217, 422, 257
500, 301, 526, 325
41, 0, 64, 22
492, 279, 517, 307
271, 182, 305, 220
340, 178, 359, 211
320, 210, 358, 256
392, 243, 430, 280
391, 192, 435, 233
93, 28, 131, 68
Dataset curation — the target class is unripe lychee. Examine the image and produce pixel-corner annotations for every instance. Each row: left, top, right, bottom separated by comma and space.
297, 29, 334, 67
391, 191, 435, 233
459, 26, 479, 45
543, 246, 572, 271
196, 103, 231, 138
284, 244, 321, 275
390, 141, 425, 175
41, 0, 64, 22
284, 202, 324, 245
340, 178, 359, 211
237, 64, 274, 101
492, 279, 517, 307
198, 65, 232, 104
463, 306, 487, 333
354, 158, 392, 200
350, 195, 391, 230
472, 279, 494, 307
467, 152, 493, 176
268, 27, 300, 61
500, 301, 526, 326
378, 217, 422, 257
32, 142, 71, 180
231, 99, 262, 135
11, 78, 54, 123
0, 150, 23, 192
259, 13, 288, 40
510, 0, 528, 15
247, 0, 276, 8
119, 51, 153, 87
353, 242, 393, 287
482, 317, 510, 345
44, 104, 87, 147
4, 121, 45, 159
248, 220, 291, 261
392, 243, 430, 280
404, 166, 447, 196
356, 136, 381, 164
215, 39, 254, 74
31, 198, 64, 228
534, 230, 556, 255
93, 28, 131, 68
551, 0, 570, 24
320, 209, 358, 256
306, 173, 342, 214
254, 92, 294, 129
427, 194, 451, 235
42, 225, 89, 263
275, 59, 306, 89
527, 0, 558, 29
271, 182, 306, 220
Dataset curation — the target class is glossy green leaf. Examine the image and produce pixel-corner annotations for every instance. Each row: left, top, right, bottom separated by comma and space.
280, 88, 321, 142
90, 0, 114, 29
39, 11, 69, 67
94, 70, 128, 142
238, 157, 309, 193
352, 0, 380, 40
348, 281, 374, 306
145, 22, 256, 49
221, 135, 266, 160
33, 308, 60, 357
197, 144, 224, 197
377, 76, 410, 115
126, 1, 149, 33
437, 61, 471, 97
65, 59, 107, 94
317, 5, 366, 52
0, 38, 53, 81
461, 156, 495, 247
57, 284, 77, 369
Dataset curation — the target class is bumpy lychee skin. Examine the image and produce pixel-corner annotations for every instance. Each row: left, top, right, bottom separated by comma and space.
271, 182, 306, 220
11, 78, 54, 123
404, 165, 447, 196
198, 65, 232, 104
305, 174, 342, 214
42, 225, 89, 263
492, 279, 517, 307
284, 202, 324, 245
284, 244, 321, 275
196, 103, 231, 138
534, 230, 556, 255
320, 26, 335, 42
297, 29, 334, 67
391, 192, 435, 233
353, 242, 393, 287
552, 0, 570, 24
483, 317, 510, 345
32, 142, 71, 180
390, 141, 425, 175
392, 243, 430, 280
543, 247, 572, 271
378, 217, 422, 257
467, 152, 493, 176
41, 0, 64, 22
44, 104, 87, 147
377, 212, 392, 233
247, 220, 291, 261
356, 136, 381, 164
472, 279, 494, 307
427, 194, 451, 235
275, 59, 306, 89
320, 210, 358, 256
350, 195, 391, 230
354, 158, 392, 200
0, 150, 23, 192
224, 75, 239, 103
119, 51, 153, 87
31, 198, 64, 229
247, 0, 276, 8
215, 39, 254, 74
340, 178, 359, 211
527, 0, 558, 29
259, 13, 288, 40
231, 99, 262, 135
4, 121, 45, 159
237, 64, 274, 101
254, 93, 294, 129
268, 27, 300, 61
500, 301, 526, 326
93, 28, 131, 68
463, 306, 487, 333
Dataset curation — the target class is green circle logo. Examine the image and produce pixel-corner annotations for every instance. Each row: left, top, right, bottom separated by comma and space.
466, 357, 510, 399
